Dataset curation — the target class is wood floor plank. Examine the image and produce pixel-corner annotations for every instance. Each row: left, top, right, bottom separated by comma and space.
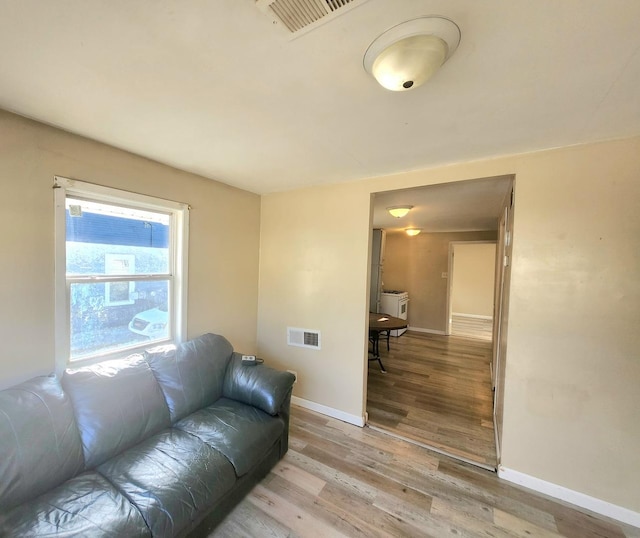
317, 481, 431, 538
492, 508, 562, 538
367, 329, 498, 467
270, 459, 326, 496
211, 496, 295, 538
285, 448, 378, 502
211, 406, 636, 538
371, 489, 436, 536
430, 497, 519, 538
265, 474, 375, 538
248, 483, 349, 538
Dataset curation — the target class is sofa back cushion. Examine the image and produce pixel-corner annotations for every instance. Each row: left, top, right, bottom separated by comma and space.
144, 333, 234, 423
62, 355, 171, 469
0, 376, 85, 510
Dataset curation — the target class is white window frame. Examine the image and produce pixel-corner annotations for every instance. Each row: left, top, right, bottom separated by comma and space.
54, 176, 189, 374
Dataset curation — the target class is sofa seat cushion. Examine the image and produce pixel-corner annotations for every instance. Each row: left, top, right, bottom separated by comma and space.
175, 397, 285, 477
97, 429, 236, 537
0, 472, 150, 537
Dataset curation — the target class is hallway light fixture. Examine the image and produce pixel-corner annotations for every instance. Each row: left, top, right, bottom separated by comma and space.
363, 16, 461, 91
405, 228, 422, 236
387, 205, 413, 218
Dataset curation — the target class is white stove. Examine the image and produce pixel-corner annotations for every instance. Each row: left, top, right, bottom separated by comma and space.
380, 291, 409, 336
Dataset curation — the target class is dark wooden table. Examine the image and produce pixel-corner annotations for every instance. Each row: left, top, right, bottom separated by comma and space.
368, 312, 407, 373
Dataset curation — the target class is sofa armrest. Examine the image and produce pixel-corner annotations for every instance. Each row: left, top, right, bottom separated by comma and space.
222, 353, 295, 416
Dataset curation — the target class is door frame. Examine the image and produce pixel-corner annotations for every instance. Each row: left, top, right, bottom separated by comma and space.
446, 240, 497, 336
492, 184, 515, 461
365, 176, 515, 467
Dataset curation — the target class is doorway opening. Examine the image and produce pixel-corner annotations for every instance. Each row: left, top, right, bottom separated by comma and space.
447, 241, 497, 340
365, 175, 514, 470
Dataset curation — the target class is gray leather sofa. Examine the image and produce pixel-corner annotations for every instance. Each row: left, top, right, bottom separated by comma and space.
0, 333, 296, 537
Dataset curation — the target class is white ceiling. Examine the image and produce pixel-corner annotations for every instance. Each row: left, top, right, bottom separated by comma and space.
372, 175, 512, 233
1, 1, 639, 195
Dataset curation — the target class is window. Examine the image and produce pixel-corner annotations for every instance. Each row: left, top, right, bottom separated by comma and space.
54, 177, 189, 371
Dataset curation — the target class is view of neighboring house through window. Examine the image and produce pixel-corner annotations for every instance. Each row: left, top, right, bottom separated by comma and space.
54, 177, 188, 370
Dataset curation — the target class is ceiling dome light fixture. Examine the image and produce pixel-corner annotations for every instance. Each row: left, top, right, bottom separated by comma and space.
387, 205, 414, 218
405, 228, 422, 236
363, 16, 461, 91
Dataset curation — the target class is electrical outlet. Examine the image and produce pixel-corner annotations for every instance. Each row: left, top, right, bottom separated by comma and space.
442, 272, 448, 278
287, 370, 298, 384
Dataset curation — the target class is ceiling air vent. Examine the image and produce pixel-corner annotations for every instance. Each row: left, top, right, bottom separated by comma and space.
287, 327, 321, 350
257, 0, 370, 36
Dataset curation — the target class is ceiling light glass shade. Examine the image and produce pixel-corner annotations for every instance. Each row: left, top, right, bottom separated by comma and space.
364, 16, 461, 92
405, 228, 422, 236
372, 35, 448, 91
387, 205, 413, 218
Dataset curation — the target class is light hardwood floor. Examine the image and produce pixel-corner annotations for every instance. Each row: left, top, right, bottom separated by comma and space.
212, 405, 638, 537
367, 330, 497, 468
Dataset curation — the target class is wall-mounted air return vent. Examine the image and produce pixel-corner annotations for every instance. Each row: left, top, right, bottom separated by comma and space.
257, 0, 370, 36
287, 327, 321, 350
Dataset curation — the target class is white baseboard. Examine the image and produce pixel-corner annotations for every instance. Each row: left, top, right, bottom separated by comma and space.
498, 466, 640, 528
291, 396, 365, 427
452, 312, 493, 320
408, 326, 446, 335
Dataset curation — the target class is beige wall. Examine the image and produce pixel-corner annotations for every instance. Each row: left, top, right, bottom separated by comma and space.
384, 231, 496, 332
0, 110, 261, 389
257, 186, 372, 418
257, 136, 640, 513
451, 242, 497, 317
